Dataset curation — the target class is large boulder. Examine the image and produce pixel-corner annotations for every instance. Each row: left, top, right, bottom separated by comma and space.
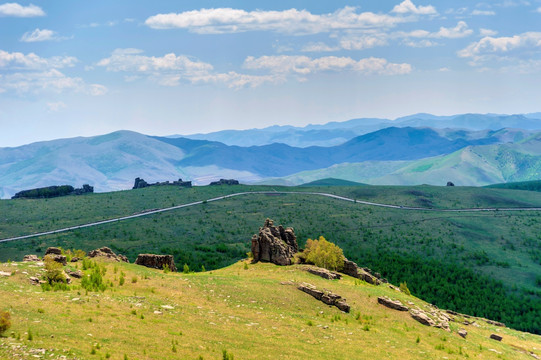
410, 309, 436, 327
251, 219, 298, 266
88, 247, 129, 263
377, 296, 409, 311
45, 247, 62, 256
23, 254, 40, 262
298, 283, 350, 313
135, 254, 177, 272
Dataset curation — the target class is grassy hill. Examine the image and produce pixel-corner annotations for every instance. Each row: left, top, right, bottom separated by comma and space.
487, 180, 541, 192
1, 258, 540, 359
299, 178, 366, 187
1, 184, 541, 333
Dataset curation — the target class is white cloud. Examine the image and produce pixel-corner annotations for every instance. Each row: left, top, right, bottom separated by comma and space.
301, 42, 339, 52
392, 0, 437, 15
145, 6, 406, 34
97, 48, 213, 74
458, 32, 541, 59
0, 2, 44, 17
96, 48, 274, 89
480, 28, 498, 36
397, 21, 473, 40
20, 28, 67, 42
403, 39, 439, 47
243, 55, 412, 76
536, 7, 541, 13
339, 34, 389, 50
0, 49, 106, 96
0, 50, 77, 70
47, 101, 67, 112
471, 10, 496, 15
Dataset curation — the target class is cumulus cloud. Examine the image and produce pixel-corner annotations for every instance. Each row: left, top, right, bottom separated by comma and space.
0, 49, 77, 70
0, 2, 44, 17
0, 49, 106, 96
391, 0, 437, 15
339, 34, 389, 50
399, 21, 473, 39
145, 6, 407, 34
458, 32, 541, 58
20, 28, 68, 42
243, 55, 412, 76
96, 48, 276, 88
301, 42, 340, 52
536, 7, 541, 13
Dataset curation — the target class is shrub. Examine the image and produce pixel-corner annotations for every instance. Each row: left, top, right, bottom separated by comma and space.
301, 236, 345, 271
222, 350, 234, 360
399, 282, 412, 296
163, 264, 170, 273
81, 265, 107, 292
43, 255, 67, 284
0, 311, 11, 335
183, 264, 190, 274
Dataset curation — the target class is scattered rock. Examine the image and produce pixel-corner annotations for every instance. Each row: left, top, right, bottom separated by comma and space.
88, 247, 129, 263
23, 255, 40, 262
0, 271, 11, 277
45, 247, 62, 256
29, 277, 40, 285
70, 257, 80, 262
377, 296, 408, 311
410, 309, 435, 327
133, 177, 191, 189
66, 269, 83, 278
389, 284, 401, 291
458, 329, 468, 338
486, 319, 506, 327
135, 254, 177, 272
490, 333, 503, 341
298, 283, 350, 313
303, 266, 341, 280
251, 219, 298, 266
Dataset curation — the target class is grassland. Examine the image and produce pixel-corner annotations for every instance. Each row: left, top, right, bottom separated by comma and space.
1, 184, 541, 333
1, 258, 540, 360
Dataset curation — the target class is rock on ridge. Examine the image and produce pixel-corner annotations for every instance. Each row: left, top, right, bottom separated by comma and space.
88, 247, 129, 263
298, 282, 350, 313
251, 219, 298, 266
135, 254, 177, 272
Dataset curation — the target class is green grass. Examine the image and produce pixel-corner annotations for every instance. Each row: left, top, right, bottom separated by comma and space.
0, 259, 540, 360
487, 180, 541, 192
1, 184, 541, 333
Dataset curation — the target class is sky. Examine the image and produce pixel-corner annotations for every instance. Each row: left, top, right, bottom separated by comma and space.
1, 0, 541, 147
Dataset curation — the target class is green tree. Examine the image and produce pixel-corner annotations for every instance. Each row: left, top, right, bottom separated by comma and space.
303, 236, 345, 271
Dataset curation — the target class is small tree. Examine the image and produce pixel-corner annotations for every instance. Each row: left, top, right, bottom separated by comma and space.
43, 255, 67, 284
0, 311, 11, 335
303, 236, 345, 271
183, 264, 190, 274
399, 282, 412, 295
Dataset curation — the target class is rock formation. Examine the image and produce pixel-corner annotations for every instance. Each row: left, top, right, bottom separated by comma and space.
342, 258, 385, 284
377, 296, 409, 311
135, 254, 177, 272
490, 333, 503, 341
251, 219, 298, 266
410, 309, 436, 326
133, 177, 192, 189
446, 181, 455, 186
303, 265, 342, 280
44, 248, 66, 265
23, 255, 39, 262
88, 247, 129, 262
45, 247, 62, 256
298, 283, 350, 312
209, 179, 239, 186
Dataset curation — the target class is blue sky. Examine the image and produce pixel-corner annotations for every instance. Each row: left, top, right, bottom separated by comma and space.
1, 0, 541, 146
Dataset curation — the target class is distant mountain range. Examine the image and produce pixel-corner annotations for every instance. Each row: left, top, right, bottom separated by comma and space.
1, 112, 541, 198
181, 113, 541, 147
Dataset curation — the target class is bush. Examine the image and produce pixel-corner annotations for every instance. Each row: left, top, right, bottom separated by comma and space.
43, 255, 67, 284
399, 282, 412, 296
81, 265, 107, 292
300, 236, 345, 271
0, 311, 11, 335
183, 264, 190, 274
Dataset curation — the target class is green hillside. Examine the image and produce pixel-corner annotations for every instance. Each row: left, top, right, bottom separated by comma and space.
299, 178, 366, 186
487, 180, 541, 192
1, 184, 541, 333
1, 259, 540, 360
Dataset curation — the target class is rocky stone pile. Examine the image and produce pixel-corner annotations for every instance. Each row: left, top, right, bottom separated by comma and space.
135, 254, 177, 272
302, 265, 342, 280
251, 219, 298, 266
88, 247, 129, 262
298, 282, 350, 313
342, 258, 386, 285
209, 179, 239, 185
44, 247, 66, 265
